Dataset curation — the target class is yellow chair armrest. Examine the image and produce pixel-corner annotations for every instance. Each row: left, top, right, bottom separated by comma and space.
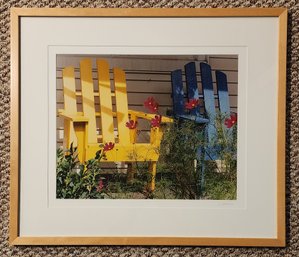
58, 109, 89, 122
128, 110, 173, 123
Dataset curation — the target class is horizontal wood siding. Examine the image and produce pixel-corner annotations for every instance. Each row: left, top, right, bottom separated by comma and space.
56, 55, 238, 147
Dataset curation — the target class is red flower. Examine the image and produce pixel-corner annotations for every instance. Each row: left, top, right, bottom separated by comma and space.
185, 99, 199, 110
103, 142, 115, 151
97, 179, 104, 192
144, 96, 159, 113
126, 120, 138, 129
224, 113, 237, 128
151, 115, 162, 128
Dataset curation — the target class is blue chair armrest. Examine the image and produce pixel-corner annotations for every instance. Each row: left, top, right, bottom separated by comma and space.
175, 114, 209, 124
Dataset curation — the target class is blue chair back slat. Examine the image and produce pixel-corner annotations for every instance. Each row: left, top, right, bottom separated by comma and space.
185, 62, 200, 116
216, 70, 230, 116
171, 69, 185, 116
200, 62, 216, 119
216, 70, 233, 141
200, 62, 218, 160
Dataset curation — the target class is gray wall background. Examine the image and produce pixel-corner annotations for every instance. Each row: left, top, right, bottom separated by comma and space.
0, 1, 298, 256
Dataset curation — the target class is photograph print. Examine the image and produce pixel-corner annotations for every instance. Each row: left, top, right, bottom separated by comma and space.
56, 54, 238, 200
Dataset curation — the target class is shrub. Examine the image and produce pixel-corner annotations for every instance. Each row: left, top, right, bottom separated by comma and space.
56, 143, 105, 199
158, 119, 205, 199
158, 112, 237, 200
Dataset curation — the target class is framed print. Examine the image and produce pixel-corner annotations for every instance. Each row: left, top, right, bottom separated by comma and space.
10, 8, 287, 246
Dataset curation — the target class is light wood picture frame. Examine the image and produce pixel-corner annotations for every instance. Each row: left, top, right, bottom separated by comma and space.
10, 8, 287, 246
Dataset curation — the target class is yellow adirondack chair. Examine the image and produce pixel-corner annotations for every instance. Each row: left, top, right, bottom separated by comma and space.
58, 58, 173, 191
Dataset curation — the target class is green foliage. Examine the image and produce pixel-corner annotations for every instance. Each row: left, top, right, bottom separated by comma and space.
213, 113, 237, 174
56, 143, 105, 199
56, 112, 237, 200
203, 168, 237, 200
157, 113, 238, 200
158, 119, 205, 199
201, 113, 237, 199
103, 163, 154, 199
152, 177, 176, 199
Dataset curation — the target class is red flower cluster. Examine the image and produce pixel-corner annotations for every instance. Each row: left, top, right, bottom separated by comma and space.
126, 120, 138, 129
224, 113, 237, 128
97, 179, 104, 192
185, 99, 199, 110
151, 115, 162, 128
103, 142, 115, 151
144, 96, 159, 113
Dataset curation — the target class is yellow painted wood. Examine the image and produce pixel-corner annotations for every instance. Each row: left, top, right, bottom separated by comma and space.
129, 129, 137, 144
129, 110, 173, 123
150, 127, 164, 147
57, 110, 89, 122
62, 67, 77, 147
75, 92, 115, 97
129, 113, 137, 143
86, 144, 160, 162
60, 109, 173, 122
149, 162, 157, 191
73, 122, 87, 163
59, 110, 102, 119
80, 58, 98, 144
97, 59, 115, 143
63, 121, 72, 148
62, 67, 77, 114
148, 127, 164, 191
114, 67, 130, 145
73, 111, 113, 118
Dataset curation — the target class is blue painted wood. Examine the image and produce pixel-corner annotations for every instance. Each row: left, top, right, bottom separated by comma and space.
200, 62, 216, 120
171, 69, 185, 116
185, 62, 200, 116
175, 114, 209, 124
200, 62, 218, 160
216, 70, 233, 143
216, 70, 230, 116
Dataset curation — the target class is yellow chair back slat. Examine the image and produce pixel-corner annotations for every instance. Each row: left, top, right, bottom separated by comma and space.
114, 67, 130, 145
97, 59, 115, 143
62, 66, 77, 114
80, 58, 98, 144
62, 66, 77, 147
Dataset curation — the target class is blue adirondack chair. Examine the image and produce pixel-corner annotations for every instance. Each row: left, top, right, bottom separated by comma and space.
170, 61, 231, 192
